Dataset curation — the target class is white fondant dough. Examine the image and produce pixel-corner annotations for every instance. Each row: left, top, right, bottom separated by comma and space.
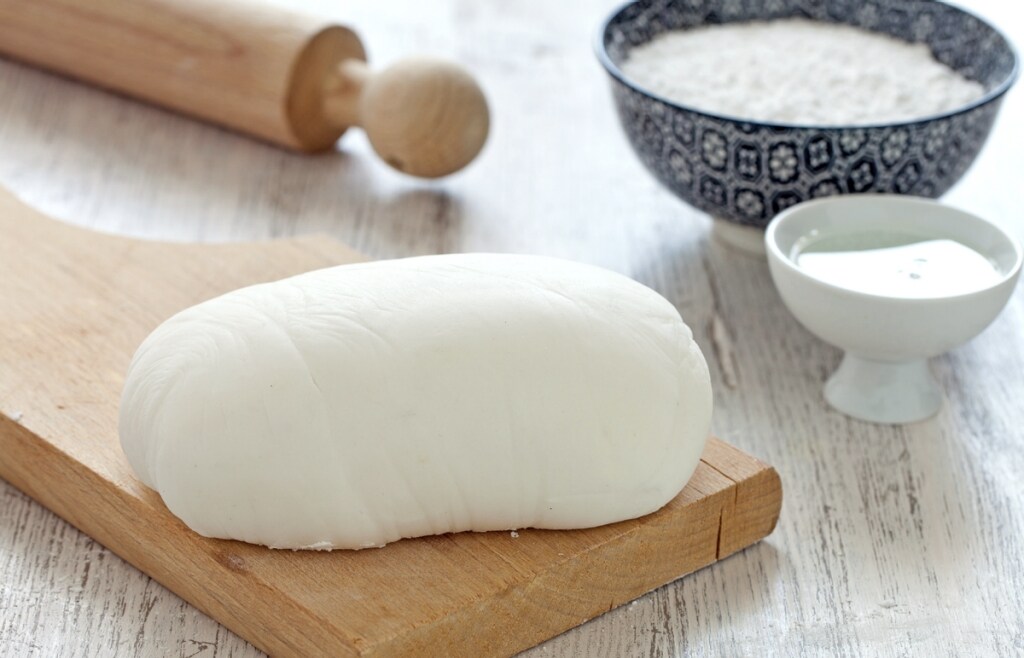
119, 254, 712, 549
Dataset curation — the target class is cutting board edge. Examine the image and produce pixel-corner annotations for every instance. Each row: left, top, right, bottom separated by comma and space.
0, 413, 781, 657
0, 185, 366, 276
0, 412, 366, 656
364, 461, 776, 657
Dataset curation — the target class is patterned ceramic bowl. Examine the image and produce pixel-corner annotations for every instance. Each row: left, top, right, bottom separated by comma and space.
596, 0, 1018, 230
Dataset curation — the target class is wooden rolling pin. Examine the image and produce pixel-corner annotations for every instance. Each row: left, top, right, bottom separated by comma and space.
0, 0, 490, 178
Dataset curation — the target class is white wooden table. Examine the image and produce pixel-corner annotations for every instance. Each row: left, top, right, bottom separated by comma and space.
1, 1, 1022, 655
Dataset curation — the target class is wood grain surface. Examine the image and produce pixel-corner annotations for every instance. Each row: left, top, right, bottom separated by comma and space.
0, 186, 779, 657
0, 0, 367, 150
1, 0, 1022, 656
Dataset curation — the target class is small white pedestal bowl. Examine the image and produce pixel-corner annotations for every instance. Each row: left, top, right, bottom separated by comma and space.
765, 195, 1022, 424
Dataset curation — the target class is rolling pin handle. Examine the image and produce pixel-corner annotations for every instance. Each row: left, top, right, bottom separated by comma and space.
322, 59, 370, 129
321, 57, 490, 178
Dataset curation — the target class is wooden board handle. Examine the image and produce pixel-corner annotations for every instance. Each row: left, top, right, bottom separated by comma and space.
0, 0, 489, 177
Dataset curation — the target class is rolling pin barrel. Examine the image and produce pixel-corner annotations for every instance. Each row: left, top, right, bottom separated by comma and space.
0, 0, 489, 177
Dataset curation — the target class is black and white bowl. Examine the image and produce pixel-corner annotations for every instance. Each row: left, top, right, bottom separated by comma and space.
596, 0, 1018, 239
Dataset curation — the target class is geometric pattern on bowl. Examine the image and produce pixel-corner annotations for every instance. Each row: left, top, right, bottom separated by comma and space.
597, 0, 1018, 227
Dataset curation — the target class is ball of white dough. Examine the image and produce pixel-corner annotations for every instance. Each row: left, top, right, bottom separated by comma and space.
119, 254, 712, 549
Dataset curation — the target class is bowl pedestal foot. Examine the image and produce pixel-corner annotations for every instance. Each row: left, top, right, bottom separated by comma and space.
712, 217, 767, 256
824, 353, 942, 424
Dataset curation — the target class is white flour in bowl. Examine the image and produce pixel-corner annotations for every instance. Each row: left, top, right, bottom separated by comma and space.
620, 18, 985, 125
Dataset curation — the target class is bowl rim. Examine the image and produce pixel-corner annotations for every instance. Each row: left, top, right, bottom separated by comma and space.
763, 194, 1024, 304
594, 0, 1020, 131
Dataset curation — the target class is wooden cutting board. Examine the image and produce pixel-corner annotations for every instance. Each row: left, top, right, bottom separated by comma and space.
0, 186, 782, 657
